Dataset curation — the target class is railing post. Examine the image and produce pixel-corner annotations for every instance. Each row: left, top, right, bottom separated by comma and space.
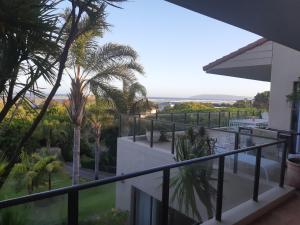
171, 113, 174, 122
218, 112, 221, 127
119, 114, 122, 137
290, 133, 295, 154
280, 140, 288, 187
228, 111, 231, 126
171, 123, 176, 154
253, 147, 262, 202
197, 113, 200, 126
155, 111, 158, 120
133, 117, 136, 142
161, 168, 170, 225
208, 112, 211, 128
233, 132, 239, 173
68, 190, 78, 225
150, 119, 154, 148
216, 156, 225, 221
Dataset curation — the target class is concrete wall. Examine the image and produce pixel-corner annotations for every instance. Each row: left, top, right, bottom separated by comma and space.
269, 43, 300, 130
116, 137, 175, 211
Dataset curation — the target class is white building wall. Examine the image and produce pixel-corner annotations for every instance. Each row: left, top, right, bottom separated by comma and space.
269, 43, 300, 130
116, 137, 175, 211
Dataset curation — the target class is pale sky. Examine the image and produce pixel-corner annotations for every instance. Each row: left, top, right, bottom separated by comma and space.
53, 0, 270, 98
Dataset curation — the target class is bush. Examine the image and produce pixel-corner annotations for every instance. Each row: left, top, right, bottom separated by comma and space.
0, 208, 28, 225
80, 209, 128, 225
80, 155, 94, 169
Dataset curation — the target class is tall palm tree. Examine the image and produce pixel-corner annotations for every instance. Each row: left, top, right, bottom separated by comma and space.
66, 74, 88, 185
66, 25, 143, 184
87, 102, 114, 179
0, 0, 127, 190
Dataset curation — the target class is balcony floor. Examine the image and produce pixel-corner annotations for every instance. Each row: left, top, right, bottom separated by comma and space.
250, 190, 300, 225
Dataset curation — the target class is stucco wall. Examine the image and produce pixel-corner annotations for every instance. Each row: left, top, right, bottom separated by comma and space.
116, 137, 175, 211
269, 43, 300, 130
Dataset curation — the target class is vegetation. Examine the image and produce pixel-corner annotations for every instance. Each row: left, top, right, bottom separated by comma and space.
87, 102, 114, 179
162, 102, 257, 113
171, 127, 217, 223
11, 151, 62, 193
66, 74, 88, 184
81, 209, 128, 225
0, 172, 116, 225
253, 91, 270, 110
162, 91, 270, 114
0, 0, 128, 189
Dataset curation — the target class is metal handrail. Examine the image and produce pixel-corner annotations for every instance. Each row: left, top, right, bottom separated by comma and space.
127, 116, 280, 154
130, 116, 278, 140
0, 138, 288, 225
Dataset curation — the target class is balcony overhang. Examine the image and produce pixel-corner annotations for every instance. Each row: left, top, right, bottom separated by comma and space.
166, 0, 300, 52
203, 39, 272, 82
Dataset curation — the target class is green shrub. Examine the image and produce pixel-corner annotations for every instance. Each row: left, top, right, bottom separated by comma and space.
0, 208, 28, 225
81, 155, 95, 169
81, 209, 128, 225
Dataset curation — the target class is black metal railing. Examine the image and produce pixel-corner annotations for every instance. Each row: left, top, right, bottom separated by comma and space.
0, 137, 289, 225
145, 110, 261, 128
121, 115, 279, 155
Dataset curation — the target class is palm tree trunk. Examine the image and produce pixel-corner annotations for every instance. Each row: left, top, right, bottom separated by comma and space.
95, 136, 101, 180
72, 125, 81, 185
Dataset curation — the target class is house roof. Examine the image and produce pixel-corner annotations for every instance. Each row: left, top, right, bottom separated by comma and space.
202, 38, 272, 82
166, 0, 300, 52
203, 38, 268, 71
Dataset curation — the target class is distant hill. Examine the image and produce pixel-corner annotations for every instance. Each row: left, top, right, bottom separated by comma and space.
190, 94, 252, 101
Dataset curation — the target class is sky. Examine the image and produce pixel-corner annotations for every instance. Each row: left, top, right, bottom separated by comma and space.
55, 0, 270, 98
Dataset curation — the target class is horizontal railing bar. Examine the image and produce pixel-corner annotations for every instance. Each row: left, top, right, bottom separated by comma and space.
208, 128, 279, 141
131, 116, 279, 141
144, 111, 257, 116
0, 139, 285, 209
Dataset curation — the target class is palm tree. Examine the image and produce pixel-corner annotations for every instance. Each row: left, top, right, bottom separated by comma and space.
11, 151, 62, 193
87, 102, 114, 179
170, 128, 217, 223
66, 10, 144, 183
66, 74, 88, 185
44, 157, 63, 190
122, 81, 149, 115
0, 0, 127, 190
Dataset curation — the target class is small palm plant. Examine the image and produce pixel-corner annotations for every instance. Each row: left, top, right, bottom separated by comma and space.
37, 150, 63, 190
170, 127, 217, 223
11, 151, 62, 193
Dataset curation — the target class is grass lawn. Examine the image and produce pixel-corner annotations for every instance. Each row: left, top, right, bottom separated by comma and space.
0, 171, 116, 225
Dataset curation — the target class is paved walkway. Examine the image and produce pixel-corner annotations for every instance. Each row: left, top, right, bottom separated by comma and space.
250, 191, 300, 225
64, 162, 115, 180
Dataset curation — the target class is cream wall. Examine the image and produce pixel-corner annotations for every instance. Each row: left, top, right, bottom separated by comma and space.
269, 43, 300, 130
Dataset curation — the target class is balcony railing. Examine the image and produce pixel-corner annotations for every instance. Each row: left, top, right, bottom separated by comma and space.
0, 135, 289, 225
145, 110, 261, 128
119, 115, 279, 155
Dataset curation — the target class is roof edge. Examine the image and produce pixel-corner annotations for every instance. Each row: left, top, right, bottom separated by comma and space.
203, 38, 269, 72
